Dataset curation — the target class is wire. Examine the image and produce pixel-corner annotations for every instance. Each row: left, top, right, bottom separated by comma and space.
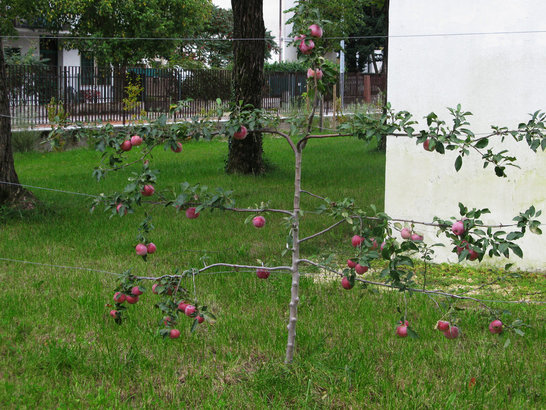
2, 29, 546, 42
0, 180, 99, 198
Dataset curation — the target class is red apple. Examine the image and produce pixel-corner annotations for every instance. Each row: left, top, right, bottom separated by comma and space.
256, 269, 270, 279
299, 39, 314, 54
109, 310, 118, 318
489, 319, 503, 334
369, 238, 378, 250
355, 264, 368, 275
380, 241, 386, 251
185, 305, 196, 316
169, 329, 180, 339
452, 220, 465, 236
252, 216, 266, 228
185, 207, 200, 219
351, 235, 364, 247
341, 277, 353, 290
121, 140, 132, 151
307, 68, 315, 78
126, 294, 139, 304
294, 34, 306, 41
468, 249, 479, 261
197, 315, 205, 324
141, 184, 155, 197
135, 243, 147, 256
308, 24, 323, 38
116, 203, 127, 215
411, 233, 424, 242
423, 139, 432, 151
130, 135, 143, 146
171, 142, 183, 153
146, 243, 157, 254
233, 126, 248, 140
396, 325, 408, 338
315, 69, 323, 80
401, 228, 412, 240
444, 325, 460, 339
437, 320, 450, 331
131, 286, 143, 296
113, 292, 126, 303
347, 259, 357, 269
178, 301, 188, 311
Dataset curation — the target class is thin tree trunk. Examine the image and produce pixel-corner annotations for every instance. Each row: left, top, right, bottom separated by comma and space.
378, 0, 389, 152
0, 38, 35, 207
226, 0, 265, 174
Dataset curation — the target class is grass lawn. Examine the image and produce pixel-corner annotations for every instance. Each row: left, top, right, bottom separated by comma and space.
1, 136, 544, 408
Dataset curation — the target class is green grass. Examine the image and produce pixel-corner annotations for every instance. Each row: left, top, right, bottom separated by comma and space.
1, 136, 544, 408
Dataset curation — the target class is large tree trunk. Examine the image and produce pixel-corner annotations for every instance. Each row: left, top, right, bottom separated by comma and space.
226, 0, 265, 174
0, 39, 35, 207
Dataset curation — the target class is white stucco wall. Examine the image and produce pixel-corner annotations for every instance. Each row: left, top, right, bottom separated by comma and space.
60, 48, 80, 67
385, 1, 546, 271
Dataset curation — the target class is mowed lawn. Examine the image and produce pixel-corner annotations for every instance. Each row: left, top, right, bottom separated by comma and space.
0, 136, 544, 408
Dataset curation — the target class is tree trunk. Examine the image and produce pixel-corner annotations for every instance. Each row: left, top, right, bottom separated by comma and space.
226, 0, 265, 174
0, 38, 35, 207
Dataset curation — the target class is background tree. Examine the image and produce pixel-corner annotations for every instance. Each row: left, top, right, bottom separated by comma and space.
226, 0, 266, 174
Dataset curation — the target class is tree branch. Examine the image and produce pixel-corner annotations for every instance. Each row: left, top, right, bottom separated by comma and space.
299, 219, 346, 243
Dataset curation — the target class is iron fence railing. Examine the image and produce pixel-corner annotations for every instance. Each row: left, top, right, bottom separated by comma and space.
6, 65, 386, 128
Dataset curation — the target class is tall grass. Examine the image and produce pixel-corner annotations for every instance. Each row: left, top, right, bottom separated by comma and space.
0, 136, 544, 408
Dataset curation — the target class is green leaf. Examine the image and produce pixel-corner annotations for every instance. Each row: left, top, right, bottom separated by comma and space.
475, 138, 489, 149
513, 328, 525, 337
455, 155, 463, 171
190, 318, 198, 333
503, 338, 511, 348
407, 327, 419, 339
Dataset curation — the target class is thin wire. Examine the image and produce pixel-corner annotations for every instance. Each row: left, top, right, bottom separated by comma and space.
0, 257, 121, 276
0, 180, 99, 198
3, 29, 546, 41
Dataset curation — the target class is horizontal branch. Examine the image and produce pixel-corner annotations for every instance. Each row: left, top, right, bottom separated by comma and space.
299, 219, 346, 243
225, 207, 294, 216
298, 259, 546, 305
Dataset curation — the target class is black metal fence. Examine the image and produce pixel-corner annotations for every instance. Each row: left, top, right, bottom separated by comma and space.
6, 65, 385, 128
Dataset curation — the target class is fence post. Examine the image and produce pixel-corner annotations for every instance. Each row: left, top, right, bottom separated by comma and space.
364, 75, 371, 104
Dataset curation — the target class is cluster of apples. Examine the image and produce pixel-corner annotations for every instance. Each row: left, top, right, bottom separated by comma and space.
451, 220, 480, 261
396, 319, 503, 339
120, 135, 144, 152
135, 242, 156, 257
164, 301, 205, 339
295, 24, 323, 55
110, 286, 144, 318
400, 227, 423, 242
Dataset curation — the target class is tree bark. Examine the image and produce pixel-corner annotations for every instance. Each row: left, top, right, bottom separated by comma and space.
226, 0, 265, 174
0, 38, 35, 207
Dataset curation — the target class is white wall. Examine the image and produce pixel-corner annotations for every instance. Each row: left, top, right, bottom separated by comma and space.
386, 0, 546, 271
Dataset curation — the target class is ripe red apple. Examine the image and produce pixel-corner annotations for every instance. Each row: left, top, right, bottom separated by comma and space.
456, 240, 468, 255
169, 329, 181, 339
452, 220, 465, 236
444, 325, 460, 339
355, 264, 368, 275
233, 126, 248, 140
126, 294, 139, 304
307, 68, 315, 78
299, 39, 315, 54
411, 233, 424, 242
178, 301, 188, 311
135, 243, 147, 256
380, 241, 386, 251
109, 310, 118, 318
197, 315, 205, 324
146, 243, 157, 254
489, 319, 503, 334
171, 142, 183, 153
152, 283, 160, 294
396, 325, 408, 338
401, 228, 412, 240
294, 34, 306, 41
423, 139, 432, 151
252, 216, 266, 228
341, 277, 353, 290
308, 24, 323, 38
399, 320, 409, 327
116, 203, 127, 215
141, 184, 155, 197
437, 320, 450, 331
185, 305, 196, 316
113, 292, 126, 303
468, 249, 479, 261
315, 69, 323, 80
256, 268, 270, 279
130, 135, 143, 146
369, 238, 378, 250
121, 140, 132, 151
185, 207, 200, 219
347, 259, 357, 269
351, 235, 364, 247
131, 286, 143, 296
